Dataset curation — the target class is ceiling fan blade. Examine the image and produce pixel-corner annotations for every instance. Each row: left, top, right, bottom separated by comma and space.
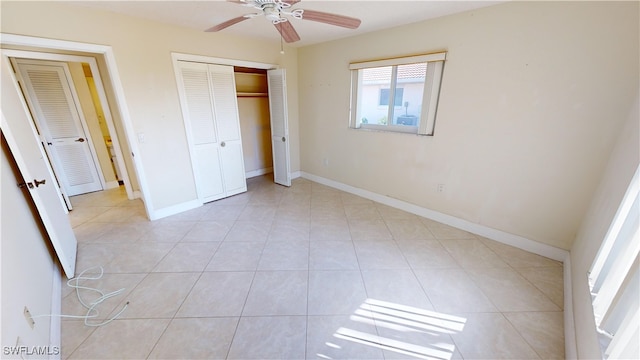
281, 0, 301, 5
274, 21, 301, 43
205, 16, 250, 32
301, 9, 361, 29
226, 0, 247, 4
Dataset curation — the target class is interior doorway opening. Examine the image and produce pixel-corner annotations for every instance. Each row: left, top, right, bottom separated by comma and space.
234, 66, 274, 180
0, 36, 149, 221
3, 49, 140, 212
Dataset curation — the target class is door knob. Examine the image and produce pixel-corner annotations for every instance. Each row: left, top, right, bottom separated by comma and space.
282, 137, 286, 142
220, 141, 226, 147
34, 179, 46, 187
75, 138, 85, 142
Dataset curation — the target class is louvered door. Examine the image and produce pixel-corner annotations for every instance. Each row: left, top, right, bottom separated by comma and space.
177, 61, 246, 203
209, 65, 246, 196
178, 62, 225, 202
16, 60, 103, 197
267, 69, 291, 187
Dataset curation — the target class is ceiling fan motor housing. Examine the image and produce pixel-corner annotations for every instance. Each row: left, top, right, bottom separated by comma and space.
263, 4, 281, 23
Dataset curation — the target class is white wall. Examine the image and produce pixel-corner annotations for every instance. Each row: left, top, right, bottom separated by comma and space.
297, 1, 639, 251
569, 92, 639, 358
0, 1, 300, 213
1, 139, 59, 356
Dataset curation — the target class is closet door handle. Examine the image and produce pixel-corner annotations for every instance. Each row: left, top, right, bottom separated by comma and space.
220, 141, 226, 147
34, 179, 46, 187
282, 137, 286, 142
75, 138, 85, 143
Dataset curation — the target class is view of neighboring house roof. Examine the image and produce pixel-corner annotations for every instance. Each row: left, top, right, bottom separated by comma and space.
362, 63, 427, 82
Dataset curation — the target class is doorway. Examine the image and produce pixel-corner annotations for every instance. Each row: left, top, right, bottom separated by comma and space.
3, 49, 139, 212
1, 35, 150, 222
235, 67, 273, 179
12, 58, 109, 205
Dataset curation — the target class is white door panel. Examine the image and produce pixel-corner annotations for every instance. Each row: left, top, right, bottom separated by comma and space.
267, 69, 291, 187
1, 55, 77, 278
220, 140, 246, 195
272, 137, 289, 185
194, 143, 224, 202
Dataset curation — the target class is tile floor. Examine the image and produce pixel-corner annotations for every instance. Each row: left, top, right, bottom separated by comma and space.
62, 175, 565, 359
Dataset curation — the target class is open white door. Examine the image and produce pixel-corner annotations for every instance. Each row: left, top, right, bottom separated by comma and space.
14, 59, 104, 198
267, 69, 291, 187
1, 55, 77, 278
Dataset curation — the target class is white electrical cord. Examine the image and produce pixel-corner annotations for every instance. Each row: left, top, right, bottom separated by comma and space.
31, 266, 129, 327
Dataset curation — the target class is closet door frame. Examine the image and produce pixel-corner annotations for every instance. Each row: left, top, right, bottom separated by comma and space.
171, 53, 288, 203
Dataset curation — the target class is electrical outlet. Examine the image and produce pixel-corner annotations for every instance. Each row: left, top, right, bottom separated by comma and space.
437, 184, 445, 193
23, 306, 35, 329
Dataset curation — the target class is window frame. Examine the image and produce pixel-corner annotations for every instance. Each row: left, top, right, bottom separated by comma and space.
588, 165, 640, 359
349, 52, 446, 136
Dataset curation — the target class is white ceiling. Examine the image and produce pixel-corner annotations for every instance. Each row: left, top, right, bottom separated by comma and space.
73, 0, 502, 47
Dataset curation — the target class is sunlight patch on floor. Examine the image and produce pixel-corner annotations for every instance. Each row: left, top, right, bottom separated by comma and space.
318, 298, 466, 360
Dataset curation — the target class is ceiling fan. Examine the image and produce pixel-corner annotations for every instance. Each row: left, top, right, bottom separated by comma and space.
205, 0, 362, 43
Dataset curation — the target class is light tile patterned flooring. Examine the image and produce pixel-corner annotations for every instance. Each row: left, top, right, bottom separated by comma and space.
62, 175, 565, 359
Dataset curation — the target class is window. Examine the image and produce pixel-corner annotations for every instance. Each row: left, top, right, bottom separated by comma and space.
349, 52, 446, 135
588, 165, 639, 359
379, 88, 403, 106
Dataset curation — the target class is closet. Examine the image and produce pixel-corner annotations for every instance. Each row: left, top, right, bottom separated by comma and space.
176, 57, 292, 205
234, 67, 274, 179
176, 61, 247, 203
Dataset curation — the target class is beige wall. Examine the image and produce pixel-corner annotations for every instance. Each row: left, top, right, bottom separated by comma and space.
1, 1, 300, 211
68, 62, 118, 185
1, 139, 58, 354
297, 1, 639, 250
238, 96, 274, 175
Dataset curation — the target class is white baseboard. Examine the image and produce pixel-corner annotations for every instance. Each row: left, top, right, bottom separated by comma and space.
246, 167, 273, 178
300, 171, 568, 262
291, 171, 302, 179
148, 199, 201, 221
133, 190, 142, 199
563, 254, 578, 359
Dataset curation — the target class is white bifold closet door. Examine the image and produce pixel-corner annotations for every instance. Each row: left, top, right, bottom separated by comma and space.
177, 61, 246, 203
267, 69, 291, 187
